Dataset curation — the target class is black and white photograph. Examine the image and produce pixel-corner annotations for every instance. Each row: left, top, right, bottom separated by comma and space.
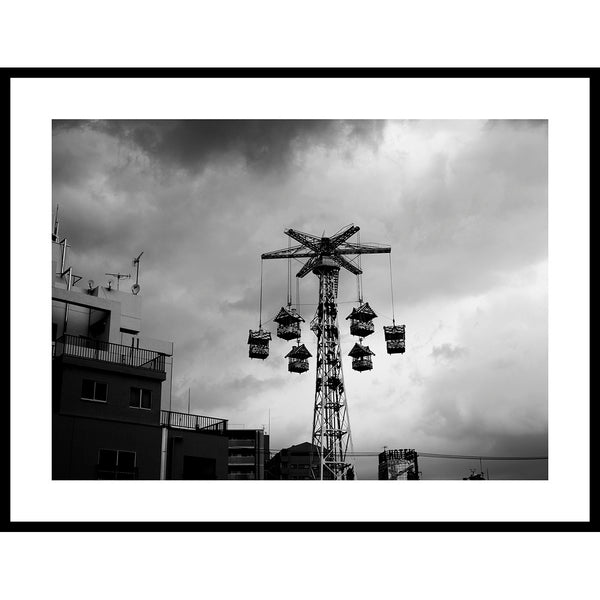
4, 30, 594, 600
3, 3, 596, 598
9, 73, 590, 531
50, 118, 549, 483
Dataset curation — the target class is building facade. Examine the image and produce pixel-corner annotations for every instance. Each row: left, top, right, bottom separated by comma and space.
225, 429, 270, 480
161, 411, 229, 479
266, 442, 318, 480
51, 232, 232, 480
378, 449, 420, 480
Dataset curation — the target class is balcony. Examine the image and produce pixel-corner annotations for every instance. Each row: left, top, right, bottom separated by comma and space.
160, 410, 228, 434
228, 455, 256, 465
55, 334, 166, 373
229, 439, 256, 449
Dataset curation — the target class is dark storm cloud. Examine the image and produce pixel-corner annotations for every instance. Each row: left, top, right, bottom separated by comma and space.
415, 340, 547, 452
53, 119, 386, 175
485, 430, 548, 456
483, 119, 548, 131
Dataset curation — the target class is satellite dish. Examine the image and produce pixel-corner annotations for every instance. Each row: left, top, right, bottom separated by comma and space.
107, 279, 113, 290
131, 283, 141, 295
88, 279, 95, 289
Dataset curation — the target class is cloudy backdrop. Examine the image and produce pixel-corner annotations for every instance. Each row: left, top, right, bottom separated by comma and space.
52, 119, 548, 480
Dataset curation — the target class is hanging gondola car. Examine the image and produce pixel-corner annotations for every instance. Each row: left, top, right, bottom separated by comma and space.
346, 302, 377, 338
285, 343, 312, 373
248, 329, 272, 359
273, 306, 305, 341
383, 324, 405, 354
348, 342, 375, 372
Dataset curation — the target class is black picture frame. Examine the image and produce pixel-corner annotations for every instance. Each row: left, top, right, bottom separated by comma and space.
6, 67, 594, 533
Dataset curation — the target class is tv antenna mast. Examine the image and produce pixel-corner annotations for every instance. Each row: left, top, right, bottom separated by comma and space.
131, 251, 144, 295
259, 224, 402, 480
52, 204, 60, 242
104, 272, 131, 291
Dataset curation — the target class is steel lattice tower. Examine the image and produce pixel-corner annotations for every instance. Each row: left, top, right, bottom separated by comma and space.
310, 257, 348, 479
261, 224, 391, 480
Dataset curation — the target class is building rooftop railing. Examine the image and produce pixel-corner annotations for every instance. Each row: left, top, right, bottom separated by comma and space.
54, 334, 167, 373
160, 410, 228, 434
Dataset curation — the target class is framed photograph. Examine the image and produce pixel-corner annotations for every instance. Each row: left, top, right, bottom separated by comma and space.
9, 69, 591, 530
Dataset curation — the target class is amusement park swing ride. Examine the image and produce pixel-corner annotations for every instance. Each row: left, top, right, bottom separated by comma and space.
248, 224, 405, 480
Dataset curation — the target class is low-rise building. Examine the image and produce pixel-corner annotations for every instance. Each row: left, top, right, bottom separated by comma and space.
51, 227, 230, 480
378, 449, 420, 480
161, 411, 229, 479
266, 442, 318, 480
225, 428, 270, 480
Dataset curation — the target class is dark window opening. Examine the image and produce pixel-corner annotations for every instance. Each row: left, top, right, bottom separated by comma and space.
129, 387, 152, 410
81, 379, 108, 402
97, 449, 137, 479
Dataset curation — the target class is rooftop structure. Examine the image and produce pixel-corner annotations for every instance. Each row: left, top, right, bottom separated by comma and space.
51, 216, 177, 479
378, 449, 420, 480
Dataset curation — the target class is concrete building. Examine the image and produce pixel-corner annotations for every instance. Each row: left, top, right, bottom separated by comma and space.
51, 230, 230, 479
266, 442, 318, 480
225, 428, 270, 480
162, 411, 229, 479
378, 449, 420, 480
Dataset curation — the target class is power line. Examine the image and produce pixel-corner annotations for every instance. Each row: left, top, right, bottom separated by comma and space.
268, 449, 547, 460
418, 453, 548, 461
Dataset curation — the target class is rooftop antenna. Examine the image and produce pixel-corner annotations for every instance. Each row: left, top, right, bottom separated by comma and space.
131, 251, 144, 295
52, 204, 60, 241
105, 272, 131, 291
59, 237, 71, 274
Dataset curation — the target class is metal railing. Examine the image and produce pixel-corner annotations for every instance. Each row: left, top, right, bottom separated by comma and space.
160, 410, 228, 434
228, 455, 256, 465
229, 439, 256, 448
55, 334, 166, 373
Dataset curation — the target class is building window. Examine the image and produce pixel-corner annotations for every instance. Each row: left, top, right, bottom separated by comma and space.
81, 379, 108, 402
52, 323, 58, 355
129, 387, 152, 410
97, 449, 137, 479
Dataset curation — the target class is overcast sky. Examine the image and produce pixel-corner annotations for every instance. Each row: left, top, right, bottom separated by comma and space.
52, 119, 548, 479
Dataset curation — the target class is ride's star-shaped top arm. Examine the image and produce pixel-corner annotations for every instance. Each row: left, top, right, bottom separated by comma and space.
261, 242, 316, 260
328, 224, 360, 248
260, 224, 390, 277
